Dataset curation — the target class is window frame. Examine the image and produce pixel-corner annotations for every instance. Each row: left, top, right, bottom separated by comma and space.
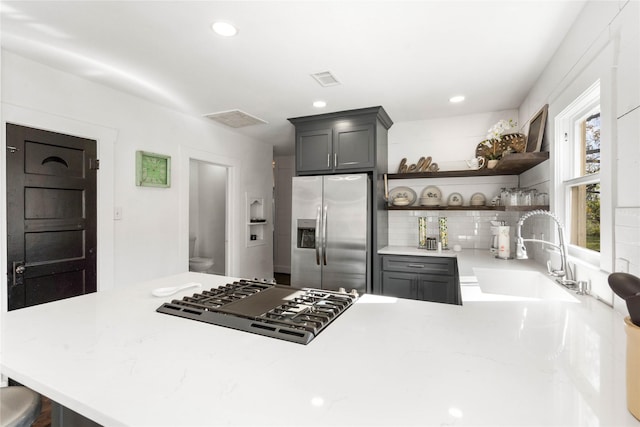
554, 80, 606, 269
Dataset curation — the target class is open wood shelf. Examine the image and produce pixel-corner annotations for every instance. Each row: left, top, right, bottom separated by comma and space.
387, 152, 549, 179
387, 205, 549, 212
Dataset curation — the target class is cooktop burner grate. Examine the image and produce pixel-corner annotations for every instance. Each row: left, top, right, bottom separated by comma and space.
156, 279, 357, 344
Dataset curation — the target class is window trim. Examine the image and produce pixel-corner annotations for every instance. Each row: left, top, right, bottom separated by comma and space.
554, 80, 606, 269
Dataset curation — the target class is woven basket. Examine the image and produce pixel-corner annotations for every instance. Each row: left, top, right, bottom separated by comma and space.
475, 133, 526, 159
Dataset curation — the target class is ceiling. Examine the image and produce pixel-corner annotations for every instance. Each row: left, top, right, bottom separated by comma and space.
1, 1, 587, 155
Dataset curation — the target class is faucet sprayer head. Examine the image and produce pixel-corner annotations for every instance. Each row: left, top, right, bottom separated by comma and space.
516, 237, 528, 259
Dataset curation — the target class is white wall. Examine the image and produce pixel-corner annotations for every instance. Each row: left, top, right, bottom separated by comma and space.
1, 50, 274, 293
388, 109, 519, 173
518, 0, 639, 310
273, 155, 294, 274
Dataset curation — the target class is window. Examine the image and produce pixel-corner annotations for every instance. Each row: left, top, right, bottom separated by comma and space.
555, 80, 602, 264
569, 112, 600, 252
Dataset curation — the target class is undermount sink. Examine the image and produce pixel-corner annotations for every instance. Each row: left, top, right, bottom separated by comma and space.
473, 268, 579, 303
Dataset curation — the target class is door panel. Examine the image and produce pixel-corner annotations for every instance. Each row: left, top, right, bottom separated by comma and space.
6, 124, 97, 310
25, 230, 84, 262
25, 141, 85, 177
290, 176, 322, 288
416, 275, 455, 304
381, 271, 415, 299
25, 188, 84, 219
26, 270, 85, 306
334, 124, 374, 170
322, 174, 369, 293
296, 129, 332, 173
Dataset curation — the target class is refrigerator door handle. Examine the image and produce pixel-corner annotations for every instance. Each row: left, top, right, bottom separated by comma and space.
315, 206, 321, 265
322, 204, 328, 266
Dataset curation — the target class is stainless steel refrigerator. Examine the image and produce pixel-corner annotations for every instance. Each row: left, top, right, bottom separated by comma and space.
291, 173, 370, 294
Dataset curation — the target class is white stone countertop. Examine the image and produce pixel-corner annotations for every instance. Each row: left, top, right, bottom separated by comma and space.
1, 266, 636, 426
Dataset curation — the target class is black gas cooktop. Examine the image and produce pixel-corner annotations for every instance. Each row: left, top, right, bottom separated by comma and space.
156, 279, 357, 344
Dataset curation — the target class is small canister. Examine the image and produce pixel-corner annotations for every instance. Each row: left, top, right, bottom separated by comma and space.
497, 226, 511, 259
625, 316, 640, 419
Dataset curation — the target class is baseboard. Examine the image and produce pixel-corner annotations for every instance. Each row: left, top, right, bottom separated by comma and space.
274, 265, 290, 274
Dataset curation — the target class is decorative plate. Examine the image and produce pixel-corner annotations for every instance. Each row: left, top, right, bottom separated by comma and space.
470, 192, 486, 206
389, 186, 417, 205
447, 192, 463, 206
420, 186, 442, 206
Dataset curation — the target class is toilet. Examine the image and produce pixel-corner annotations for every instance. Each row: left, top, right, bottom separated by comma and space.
189, 236, 214, 273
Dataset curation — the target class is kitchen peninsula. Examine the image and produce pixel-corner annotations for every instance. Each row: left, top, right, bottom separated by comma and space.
0, 266, 635, 426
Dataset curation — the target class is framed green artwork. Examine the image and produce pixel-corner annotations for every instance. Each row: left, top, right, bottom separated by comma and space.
136, 151, 171, 188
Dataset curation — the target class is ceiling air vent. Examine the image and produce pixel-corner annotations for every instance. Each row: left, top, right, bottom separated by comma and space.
311, 71, 340, 87
204, 110, 268, 128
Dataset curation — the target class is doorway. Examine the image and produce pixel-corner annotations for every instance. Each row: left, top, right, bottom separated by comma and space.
189, 159, 227, 275
5, 124, 97, 310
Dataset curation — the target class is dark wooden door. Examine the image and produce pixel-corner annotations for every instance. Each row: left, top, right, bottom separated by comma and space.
6, 124, 97, 310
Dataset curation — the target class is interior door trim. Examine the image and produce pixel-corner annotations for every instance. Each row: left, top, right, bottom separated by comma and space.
1, 104, 117, 312
178, 146, 240, 278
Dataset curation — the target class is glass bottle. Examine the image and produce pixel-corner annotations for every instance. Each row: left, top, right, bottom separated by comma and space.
438, 217, 448, 250
418, 217, 427, 248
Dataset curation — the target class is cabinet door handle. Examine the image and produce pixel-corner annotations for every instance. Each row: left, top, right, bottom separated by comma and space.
334, 153, 337, 168
407, 264, 425, 268
327, 153, 331, 168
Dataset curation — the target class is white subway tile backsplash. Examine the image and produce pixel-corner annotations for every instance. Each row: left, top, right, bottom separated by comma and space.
615, 207, 640, 276
616, 207, 640, 227
388, 210, 520, 250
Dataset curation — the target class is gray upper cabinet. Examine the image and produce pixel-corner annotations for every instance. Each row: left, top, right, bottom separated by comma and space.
333, 123, 375, 171
289, 107, 391, 175
297, 128, 333, 172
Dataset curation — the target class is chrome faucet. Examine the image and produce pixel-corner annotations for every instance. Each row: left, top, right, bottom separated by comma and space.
515, 209, 577, 289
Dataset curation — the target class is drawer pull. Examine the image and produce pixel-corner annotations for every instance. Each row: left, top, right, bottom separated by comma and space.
407, 264, 425, 268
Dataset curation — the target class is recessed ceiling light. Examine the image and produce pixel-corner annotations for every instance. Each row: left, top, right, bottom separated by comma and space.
449, 95, 465, 103
212, 21, 238, 37
313, 100, 327, 108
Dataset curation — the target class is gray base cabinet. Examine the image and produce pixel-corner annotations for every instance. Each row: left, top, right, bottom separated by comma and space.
380, 255, 461, 305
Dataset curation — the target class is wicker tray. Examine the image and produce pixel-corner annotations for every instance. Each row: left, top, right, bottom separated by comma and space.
475, 133, 526, 159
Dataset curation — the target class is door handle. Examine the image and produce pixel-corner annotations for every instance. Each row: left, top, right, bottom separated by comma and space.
315, 207, 321, 266
12, 261, 25, 289
322, 205, 328, 266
